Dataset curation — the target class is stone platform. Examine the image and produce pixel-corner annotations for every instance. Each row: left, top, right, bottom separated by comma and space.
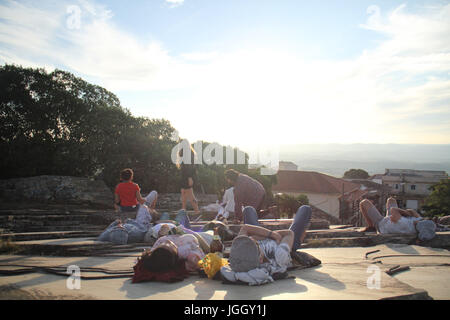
1, 204, 450, 300
1, 244, 449, 300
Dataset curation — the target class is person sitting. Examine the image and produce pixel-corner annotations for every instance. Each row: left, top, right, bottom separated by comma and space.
359, 197, 436, 241
224, 169, 266, 223
114, 168, 146, 220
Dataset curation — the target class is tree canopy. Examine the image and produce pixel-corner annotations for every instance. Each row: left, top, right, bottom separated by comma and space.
0, 65, 275, 196
343, 168, 370, 179
422, 179, 450, 217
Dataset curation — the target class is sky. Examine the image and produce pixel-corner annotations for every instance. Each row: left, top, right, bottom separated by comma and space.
0, 0, 449, 151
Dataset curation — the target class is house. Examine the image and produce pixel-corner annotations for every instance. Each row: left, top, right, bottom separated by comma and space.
278, 161, 298, 171
272, 170, 364, 221
381, 169, 448, 211
369, 174, 384, 185
345, 178, 392, 214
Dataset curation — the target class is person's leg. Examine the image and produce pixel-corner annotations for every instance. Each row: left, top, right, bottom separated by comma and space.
145, 190, 158, 209
289, 205, 312, 251
255, 193, 266, 213
181, 188, 187, 210
97, 220, 121, 241
386, 197, 398, 216
243, 206, 260, 226
176, 209, 191, 229
186, 188, 200, 213
275, 230, 294, 249
360, 199, 384, 230
123, 222, 146, 243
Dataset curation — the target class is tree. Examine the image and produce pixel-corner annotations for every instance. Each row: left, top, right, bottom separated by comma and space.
343, 169, 369, 179
274, 193, 309, 218
0, 64, 277, 196
422, 179, 450, 217
0, 64, 178, 192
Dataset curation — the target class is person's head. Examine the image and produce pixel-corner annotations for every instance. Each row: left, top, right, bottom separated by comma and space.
229, 235, 263, 272
416, 220, 436, 241
120, 168, 134, 182
225, 169, 240, 185
141, 240, 178, 273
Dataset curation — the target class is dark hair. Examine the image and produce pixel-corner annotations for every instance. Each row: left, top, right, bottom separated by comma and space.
142, 247, 178, 273
120, 168, 133, 181
225, 169, 240, 183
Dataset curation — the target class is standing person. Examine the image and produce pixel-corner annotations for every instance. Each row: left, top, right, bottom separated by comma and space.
177, 147, 200, 214
225, 169, 266, 223
114, 168, 146, 220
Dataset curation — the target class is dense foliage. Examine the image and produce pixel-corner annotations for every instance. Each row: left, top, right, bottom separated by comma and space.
0, 65, 275, 196
274, 193, 309, 218
343, 168, 370, 179
422, 179, 450, 217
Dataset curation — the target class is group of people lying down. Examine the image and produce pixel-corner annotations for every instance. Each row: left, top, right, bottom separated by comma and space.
99, 166, 444, 284
97, 192, 446, 284
98, 193, 319, 284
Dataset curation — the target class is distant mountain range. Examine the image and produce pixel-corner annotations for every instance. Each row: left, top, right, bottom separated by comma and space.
278, 144, 450, 177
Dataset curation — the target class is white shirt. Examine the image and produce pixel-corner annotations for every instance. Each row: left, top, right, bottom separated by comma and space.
378, 216, 420, 234
221, 187, 235, 213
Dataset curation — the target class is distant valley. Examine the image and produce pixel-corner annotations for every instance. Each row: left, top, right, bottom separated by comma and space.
278, 144, 450, 177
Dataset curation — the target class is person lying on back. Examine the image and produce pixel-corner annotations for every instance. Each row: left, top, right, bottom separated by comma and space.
359, 197, 436, 241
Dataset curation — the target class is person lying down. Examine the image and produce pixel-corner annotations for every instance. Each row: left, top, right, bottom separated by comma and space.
359, 197, 437, 242
132, 210, 218, 283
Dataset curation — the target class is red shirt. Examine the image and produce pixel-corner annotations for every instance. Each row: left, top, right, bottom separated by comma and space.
115, 182, 140, 206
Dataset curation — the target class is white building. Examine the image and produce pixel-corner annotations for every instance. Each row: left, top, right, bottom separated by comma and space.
381, 169, 448, 210
273, 170, 363, 220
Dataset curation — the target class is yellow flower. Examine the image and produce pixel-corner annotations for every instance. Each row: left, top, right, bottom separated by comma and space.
198, 253, 229, 279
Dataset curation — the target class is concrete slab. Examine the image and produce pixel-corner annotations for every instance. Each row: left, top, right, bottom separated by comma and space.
1, 244, 448, 300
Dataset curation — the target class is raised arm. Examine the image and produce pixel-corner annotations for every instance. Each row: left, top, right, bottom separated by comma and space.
136, 190, 146, 205
238, 224, 282, 243
114, 193, 120, 212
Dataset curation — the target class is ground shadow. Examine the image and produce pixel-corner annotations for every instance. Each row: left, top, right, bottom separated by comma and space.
294, 266, 346, 291
385, 243, 420, 255
1, 255, 132, 291
221, 276, 308, 300
119, 277, 192, 299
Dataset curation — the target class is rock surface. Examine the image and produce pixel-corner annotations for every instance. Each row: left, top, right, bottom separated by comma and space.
0, 176, 113, 208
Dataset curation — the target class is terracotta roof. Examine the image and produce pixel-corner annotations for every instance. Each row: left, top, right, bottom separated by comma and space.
273, 170, 361, 195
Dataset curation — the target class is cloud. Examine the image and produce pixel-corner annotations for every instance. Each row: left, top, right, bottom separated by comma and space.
0, 1, 449, 144
165, 0, 185, 8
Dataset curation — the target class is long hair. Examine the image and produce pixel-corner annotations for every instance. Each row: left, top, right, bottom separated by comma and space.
141, 247, 179, 273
